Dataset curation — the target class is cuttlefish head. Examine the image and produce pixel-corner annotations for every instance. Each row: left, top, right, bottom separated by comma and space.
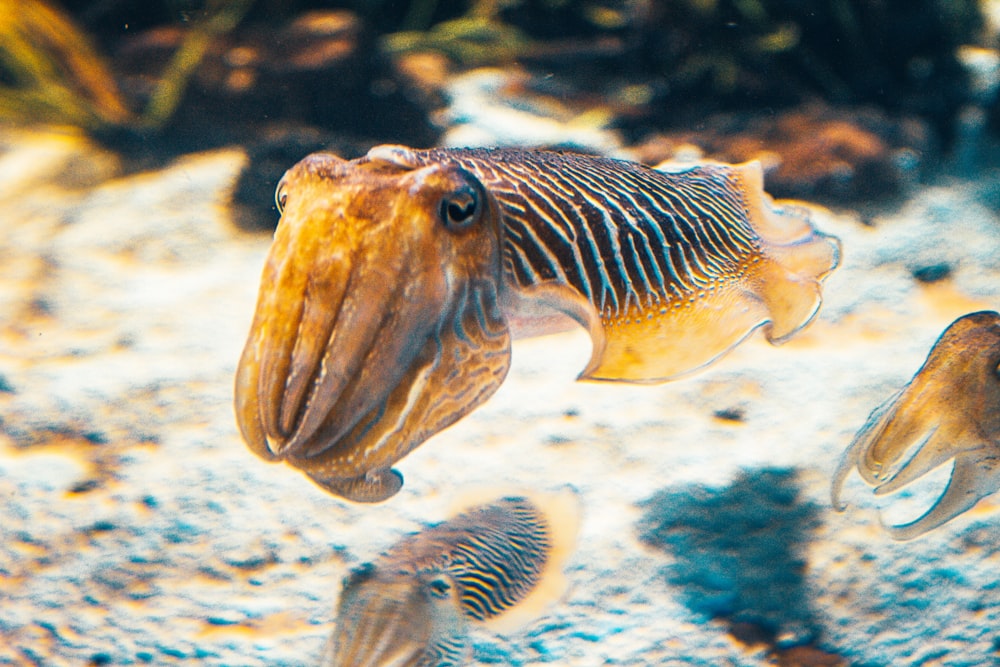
324, 563, 468, 667
832, 311, 1000, 540
234, 148, 511, 503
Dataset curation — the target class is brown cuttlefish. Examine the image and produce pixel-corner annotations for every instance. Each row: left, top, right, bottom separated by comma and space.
321, 488, 580, 666
832, 311, 1000, 540
235, 145, 841, 501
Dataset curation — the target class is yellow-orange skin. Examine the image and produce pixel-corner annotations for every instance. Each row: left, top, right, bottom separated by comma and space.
833, 311, 1000, 539
235, 146, 839, 502
235, 153, 510, 501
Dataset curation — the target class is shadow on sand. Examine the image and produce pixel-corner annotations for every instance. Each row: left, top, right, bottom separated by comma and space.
638, 467, 849, 663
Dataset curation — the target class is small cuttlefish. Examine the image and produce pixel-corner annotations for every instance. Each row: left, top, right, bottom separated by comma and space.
832, 311, 1000, 540
234, 145, 840, 501
321, 488, 580, 667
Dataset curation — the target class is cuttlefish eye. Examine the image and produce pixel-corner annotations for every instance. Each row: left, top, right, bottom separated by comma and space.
439, 182, 482, 231
426, 575, 452, 599
274, 179, 288, 214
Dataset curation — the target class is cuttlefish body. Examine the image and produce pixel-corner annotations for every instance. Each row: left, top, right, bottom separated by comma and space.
235, 145, 840, 501
832, 311, 1000, 540
322, 489, 580, 666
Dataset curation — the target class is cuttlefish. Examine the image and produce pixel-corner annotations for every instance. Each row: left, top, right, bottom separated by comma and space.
322, 488, 580, 666
832, 311, 1000, 540
235, 145, 840, 501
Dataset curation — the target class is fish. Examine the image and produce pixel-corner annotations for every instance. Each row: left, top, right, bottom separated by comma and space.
832, 311, 1000, 540
234, 145, 841, 501
322, 488, 580, 666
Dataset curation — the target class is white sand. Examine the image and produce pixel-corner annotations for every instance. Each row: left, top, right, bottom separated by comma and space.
0, 127, 998, 665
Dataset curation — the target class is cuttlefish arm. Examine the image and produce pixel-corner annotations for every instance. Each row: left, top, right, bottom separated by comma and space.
324, 488, 580, 667
234, 151, 511, 502
832, 311, 1000, 540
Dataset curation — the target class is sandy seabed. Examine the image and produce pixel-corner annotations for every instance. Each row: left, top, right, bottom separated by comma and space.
1, 127, 998, 666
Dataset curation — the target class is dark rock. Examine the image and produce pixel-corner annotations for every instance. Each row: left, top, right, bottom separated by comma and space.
82, 520, 116, 534
69, 479, 101, 494
713, 407, 746, 422
229, 126, 369, 232
206, 614, 241, 626
776, 644, 848, 667
631, 105, 931, 205
911, 263, 953, 283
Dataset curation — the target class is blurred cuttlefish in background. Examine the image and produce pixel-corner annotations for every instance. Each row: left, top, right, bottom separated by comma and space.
322, 488, 580, 667
833, 311, 1000, 540
235, 145, 840, 501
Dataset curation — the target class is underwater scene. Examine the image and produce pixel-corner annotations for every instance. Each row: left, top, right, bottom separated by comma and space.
1, 0, 1000, 665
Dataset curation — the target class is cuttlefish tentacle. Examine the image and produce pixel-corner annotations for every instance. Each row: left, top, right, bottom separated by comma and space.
236, 145, 840, 501
324, 488, 581, 667
832, 311, 1000, 540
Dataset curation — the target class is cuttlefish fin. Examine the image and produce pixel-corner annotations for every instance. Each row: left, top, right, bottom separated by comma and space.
832, 311, 1000, 539
505, 280, 607, 354
581, 161, 840, 382
581, 281, 771, 382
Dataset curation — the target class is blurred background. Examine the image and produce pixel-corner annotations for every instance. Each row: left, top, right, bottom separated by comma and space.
3, 3, 1000, 666
4, 0, 1000, 223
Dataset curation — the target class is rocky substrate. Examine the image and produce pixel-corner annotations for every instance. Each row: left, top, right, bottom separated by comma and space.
1, 127, 999, 665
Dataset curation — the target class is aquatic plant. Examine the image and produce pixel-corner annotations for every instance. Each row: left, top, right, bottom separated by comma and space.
376, 0, 982, 141
0, 0, 131, 130
141, 0, 256, 127
637, 0, 982, 138
378, 0, 626, 66
382, 14, 533, 66
0, 0, 253, 133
